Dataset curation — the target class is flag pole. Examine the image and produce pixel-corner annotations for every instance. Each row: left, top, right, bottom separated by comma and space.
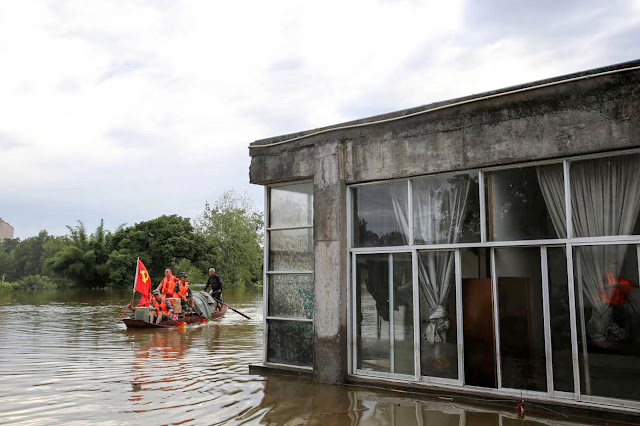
119, 258, 139, 322
132, 257, 140, 302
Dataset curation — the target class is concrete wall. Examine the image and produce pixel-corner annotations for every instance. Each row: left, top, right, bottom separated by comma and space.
248, 62, 640, 384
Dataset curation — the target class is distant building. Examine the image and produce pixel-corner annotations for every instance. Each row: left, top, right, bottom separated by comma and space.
249, 60, 640, 415
0, 218, 14, 241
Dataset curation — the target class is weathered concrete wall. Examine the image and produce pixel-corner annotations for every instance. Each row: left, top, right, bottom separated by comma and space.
248, 62, 640, 385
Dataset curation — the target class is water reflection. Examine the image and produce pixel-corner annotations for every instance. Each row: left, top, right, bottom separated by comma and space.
0, 288, 621, 425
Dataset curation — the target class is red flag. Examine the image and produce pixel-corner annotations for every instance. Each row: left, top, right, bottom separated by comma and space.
134, 259, 152, 307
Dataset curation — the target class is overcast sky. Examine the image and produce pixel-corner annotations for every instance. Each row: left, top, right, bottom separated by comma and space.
1, 0, 639, 239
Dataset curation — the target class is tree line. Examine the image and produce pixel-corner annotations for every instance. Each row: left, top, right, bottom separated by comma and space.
0, 190, 263, 290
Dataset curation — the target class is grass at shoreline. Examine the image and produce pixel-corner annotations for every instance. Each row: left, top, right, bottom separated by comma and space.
0, 275, 58, 291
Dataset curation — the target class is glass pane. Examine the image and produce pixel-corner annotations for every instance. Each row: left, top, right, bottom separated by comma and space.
352, 181, 409, 247
267, 320, 313, 367
547, 247, 574, 392
495, 247, 547, 392
461, 247, 496, 388
570, 154, 640, 238
487, 163, 565, 241
574, 244, 640, 401
419, 250, 458, 379
269, 182, 313, 228
413, 172, 480, 245
393, 253, 414, 375
356, 254, 390, 372
269, 228, 313, 271
268, 274, 314, 319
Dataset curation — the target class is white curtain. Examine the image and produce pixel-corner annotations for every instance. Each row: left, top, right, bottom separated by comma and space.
391, 185, 410, 246
537, 156, 640, 346
413, 175, 472, 343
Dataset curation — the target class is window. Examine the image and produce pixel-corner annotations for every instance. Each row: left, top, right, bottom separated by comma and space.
355, 253, 414, 375
265, 182, 314, 367
413, 173, 480, 245
353, 181, 409, 247
349, 150, 640, 408
574, 244, 640, 400
486, 164, 565, 241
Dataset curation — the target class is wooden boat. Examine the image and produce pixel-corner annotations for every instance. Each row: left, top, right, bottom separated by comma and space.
122, 304, 228, 329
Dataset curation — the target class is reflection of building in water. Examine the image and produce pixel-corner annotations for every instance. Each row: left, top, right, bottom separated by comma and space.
257, 375, 594, 425
0, 218, 14, 241
249, 60, 640, 418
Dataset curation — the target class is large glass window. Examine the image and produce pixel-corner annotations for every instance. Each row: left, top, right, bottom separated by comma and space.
574, 244, 640, 401
570, 154, 640, 238
486, 164, 565, 241
356, 253, 414, 375
270, 182, 313, 228
495, 247, 547, 392
412, 173, 480, 245
547, 247, 574, 393
266, 182, 314, 368
269, 228, 313, 271
353, 181, 409, 247
419, 250, 458, 379
461, 248, 496, 388
349, 151, 640, 408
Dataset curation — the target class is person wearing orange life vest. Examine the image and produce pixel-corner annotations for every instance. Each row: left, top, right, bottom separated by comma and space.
176, 272, 194, 311
602, 268, 634, 330
155, 267, 180, 298
149, 290, 174, 324
601, 272, 632, 307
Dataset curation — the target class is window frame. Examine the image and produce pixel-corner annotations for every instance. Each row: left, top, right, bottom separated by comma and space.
264, 180, 314, 370
347, 148, 640, 410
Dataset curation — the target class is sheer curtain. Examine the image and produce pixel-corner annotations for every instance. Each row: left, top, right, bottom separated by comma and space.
537, 156, 640, 346
413, 175, 471, 343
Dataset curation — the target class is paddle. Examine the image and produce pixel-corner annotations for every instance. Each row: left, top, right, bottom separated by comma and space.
213, 298, 252, 320
119, 300, 133, 321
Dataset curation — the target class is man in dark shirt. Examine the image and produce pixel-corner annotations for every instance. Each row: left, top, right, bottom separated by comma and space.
204, 267, 224, 306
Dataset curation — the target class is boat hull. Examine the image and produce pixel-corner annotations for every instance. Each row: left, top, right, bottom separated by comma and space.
123, 304, 228, 329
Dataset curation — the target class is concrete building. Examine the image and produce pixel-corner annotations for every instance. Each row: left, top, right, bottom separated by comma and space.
0, 218, 14, 241
248, 60, 640, 415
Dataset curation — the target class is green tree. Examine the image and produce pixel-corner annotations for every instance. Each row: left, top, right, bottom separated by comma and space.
46, 220, 112, 288
195, 189, 263, 288
0, 238, 17, 281
107, 215, 206, 287
11, 231, 50, 278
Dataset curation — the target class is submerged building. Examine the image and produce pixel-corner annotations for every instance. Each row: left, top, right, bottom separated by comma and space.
0, 218, 14, 241
248, 60, 640, 415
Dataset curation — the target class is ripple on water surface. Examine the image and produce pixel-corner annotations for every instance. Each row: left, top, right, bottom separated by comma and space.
0, 289, 618, 425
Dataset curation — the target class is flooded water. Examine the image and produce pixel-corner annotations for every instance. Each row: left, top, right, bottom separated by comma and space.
0, 288, 629, 425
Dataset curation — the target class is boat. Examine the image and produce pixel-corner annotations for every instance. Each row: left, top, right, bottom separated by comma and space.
122, 291, 227, 329
123, 304, 227, 328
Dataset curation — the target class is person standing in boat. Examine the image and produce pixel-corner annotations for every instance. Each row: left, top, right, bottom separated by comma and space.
156, 267, 179, 298
204, 267, 224, 308
149, 290, 174, 324
176, 272, 195, 311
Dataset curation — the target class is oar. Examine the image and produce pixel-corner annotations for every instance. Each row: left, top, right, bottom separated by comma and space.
119, 300, 133, 321
213, 298, 252, 320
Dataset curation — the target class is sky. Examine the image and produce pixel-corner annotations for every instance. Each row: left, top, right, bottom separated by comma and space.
1, 0, 639, 239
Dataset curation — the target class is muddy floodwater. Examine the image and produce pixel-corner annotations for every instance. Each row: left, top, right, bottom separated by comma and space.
0, 288, 629, 425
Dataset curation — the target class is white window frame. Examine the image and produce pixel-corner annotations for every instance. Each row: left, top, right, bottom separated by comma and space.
264, 180, 314, 370
347, 148, 640, 410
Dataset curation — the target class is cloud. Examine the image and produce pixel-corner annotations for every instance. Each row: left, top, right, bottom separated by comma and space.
0, 0, 638, 239
0, 132, 28, 151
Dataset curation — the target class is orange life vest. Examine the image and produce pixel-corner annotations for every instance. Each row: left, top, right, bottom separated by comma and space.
152, 295, 169, 314
160, 276, 178, 297
602, 272, 632, 307
178, 281, 189, 299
